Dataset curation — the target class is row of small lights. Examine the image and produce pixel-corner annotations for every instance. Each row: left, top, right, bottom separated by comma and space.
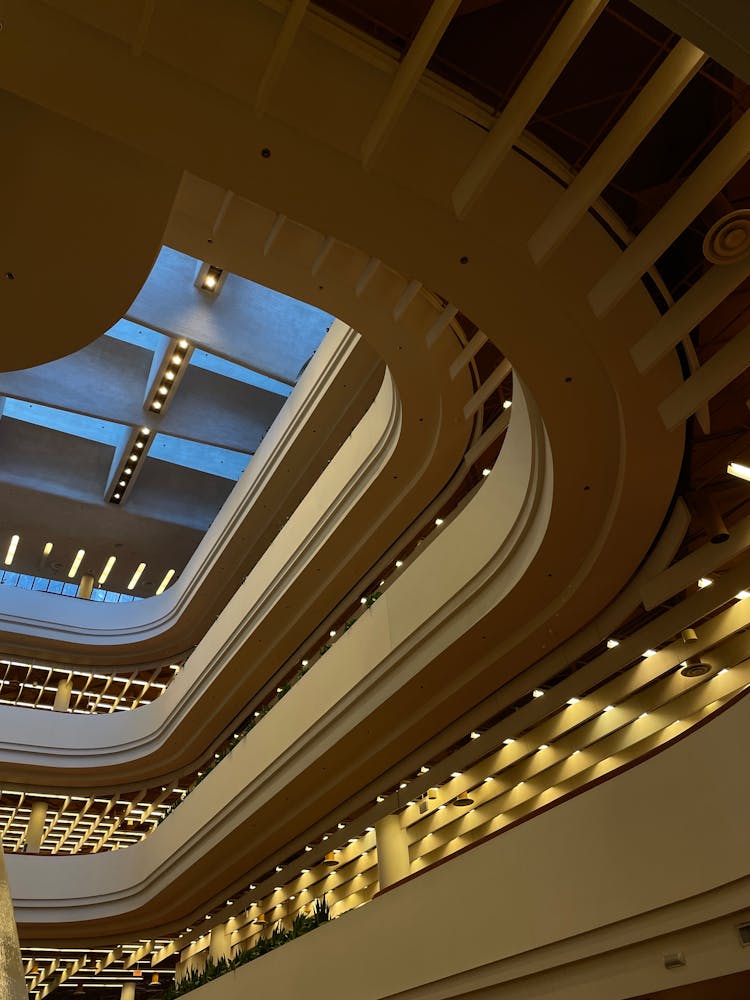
207, 581, 750, 925
148, 339, 190, 414
109, 426, 151, 504
3, 534, 175, 594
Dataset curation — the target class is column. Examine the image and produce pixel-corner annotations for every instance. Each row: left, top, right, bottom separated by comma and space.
26, 801, 48, 854
76, 574, 94, 599
120, 984, 135, 1000
375, 814, 411, 890
208, 922, 230, 963
53, 677, 73, 712
0, 848, 27, 1000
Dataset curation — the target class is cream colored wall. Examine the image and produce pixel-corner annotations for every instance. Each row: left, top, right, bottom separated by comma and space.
175, 695, 750, 1000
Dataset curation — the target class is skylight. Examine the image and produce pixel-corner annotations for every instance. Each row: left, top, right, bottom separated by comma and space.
189, 350, 293, 398
2, 399, 125, 447
149, 433, 251, 480
104, 318, 168, 354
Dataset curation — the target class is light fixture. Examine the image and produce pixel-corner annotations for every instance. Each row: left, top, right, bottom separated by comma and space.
178, 339, 189, 349
68, 549, 85, 578
470, 731, 481, 739
502, 399, 512, 409
450, 771, 462, 779
197, 265, 224, 293
399, 782, 407, 789
606, 638, 619, 649
42, 541, 53, 556
420, 765, 430, 774
482, 468, 491, 477
680, 658, 711, 678
395, 559, 403, 567
360, 597, 367, 604
603, 704, 615, 712
4, 534, 19, 566
736, 590, 750, 600
129, 453, 138, 462
152, 399, 162, 410
172, 353, 183, 366
435, 517, 444, 526
538, 744, 549, 750
454, 793, 474, 807
301, 659, 308, 666
127, 563, 146, 590
119, 480, 126, 487
98, 556, 116, 585
697, 577, 713, 588
158, 386, 168, 396
114, 492, 121, 500
323, 852, 338, 867
155, 569, 175, 595
124, 467, 132, 475
304, 845, 312, 852
642, 649, 657, 657
502, 737, 514, 745
727, 461, 750, 482
337, 822, 346, 830
275, 865, 283, 872
567, 697, 580, 705
532, 688, 545, 698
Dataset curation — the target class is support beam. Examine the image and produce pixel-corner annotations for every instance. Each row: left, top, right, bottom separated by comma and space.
355, 257, 380, 296
449, 330, 487, 379
529, 39, 706, 264
0, 851, 26, 1000
362, 0, 461, 166
256, 0, 310, 114
589, 106, 750, 317
425, 303, 458, 347
26, 800, 48, 853
452, 0, 607, 218
659, 322, 750, 430
263, 213, 286, 256
53, 677, 73, 712
631, 253, 750, 373
463, 358, 512, 420
393, 280, 422, 321
375, 815, 410, 890
311, 236, 334, 277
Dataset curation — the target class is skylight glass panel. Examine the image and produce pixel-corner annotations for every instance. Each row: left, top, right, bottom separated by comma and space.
189, 349, 293, 397
2, 398, 125, 447
104, 318, 168, 354
150, 433, 251, 480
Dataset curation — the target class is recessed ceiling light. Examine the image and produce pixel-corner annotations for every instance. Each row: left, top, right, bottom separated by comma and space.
172, 354, 183, 366
736, 590, 750, 600
68, 549, 85, 578
158, 386, 168, 396
503, 399, 512, 409
329, 629, 336, 637
156, 569, 175, 595
178, 339, 189, 349
376, 795, 385, 803
360, 597, 367, 604
42, 541, 53, 556
124, 467, 132, 475
4, 534, 19, 566
532, 688, 544, 698
395, 559, 403, 567
301, 659, 308, 666
203, 274, 217, 290
165, 371, 176, 381
99, 556, 116, 585
435, 517, 444, 526
119, 480, 126, 487
127, 563, 146, 590
538, 744, 549, 750
152, 401, 162, 411
141, 427, 150, 436
450, 771, 462, 779
567, 697, 580, 705
470, 731, 481, 739
606, 638, 619, 648
129, 453, 138, 462
697, 577, 713, 588
136, 441, 144, 449
482, 468, 491, 477
114, 493, 121, 500
727, 461, 750, 482
603, 704, 615, 712
642, 649, 657, 657
502, 737, 514, 745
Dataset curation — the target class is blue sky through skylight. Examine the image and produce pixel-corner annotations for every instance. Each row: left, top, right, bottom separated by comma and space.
149, 433, 250, 480
2, 398, 125, 447
190, 350, 293, 397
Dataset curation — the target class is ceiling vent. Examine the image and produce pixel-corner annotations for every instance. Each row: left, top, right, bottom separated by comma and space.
738, 922, 750, 946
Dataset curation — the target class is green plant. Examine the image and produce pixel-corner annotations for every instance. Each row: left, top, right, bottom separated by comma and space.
162, 897, 330, 999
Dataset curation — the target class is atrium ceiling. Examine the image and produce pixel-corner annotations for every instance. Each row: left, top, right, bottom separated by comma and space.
0, 247, 333, 599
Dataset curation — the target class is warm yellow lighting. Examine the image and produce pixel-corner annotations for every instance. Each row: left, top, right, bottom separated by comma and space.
156, 569, 175, 595
127, 563, 146, 590
395, 559, 403, 567
736, 590, 750, 600
203, 274, 217, 290
482, 467, 491, 477
538, 744, 549, 750
606, 638, 619, 648
567, 696, 580, 705
503, 399, 512, 409
697, 577, 713, 589
179, 339, 189, 349
158, 385, 168, 396
435, 517, 444, 526
165, 370, 176, 381
141, 427, 150, 436
114, 492, 121, 500
532, 688, 544, 698
119, 480, 126, 487
99, 556, 116, 585
502, 737, 514, 745
450, 771, 462, 779
68, 549, 85, 578
642, 648, 657, 657
42, 541, 53, 556
130, 453, 138, 462
172, 353, 183, 365
4, 534, 19, 566
603, 704, 615, 712
470, 731, 481, 739
727, 461, 750, 482
152, 400, 162, 411
301, 659, 308, 666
